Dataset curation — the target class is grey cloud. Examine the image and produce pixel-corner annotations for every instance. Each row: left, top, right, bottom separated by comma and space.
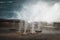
0, 0, 27, 19
41, 0, 60, 2
25, 0, 60, 6
41, 0, 60, 4
34, 0, 60, 6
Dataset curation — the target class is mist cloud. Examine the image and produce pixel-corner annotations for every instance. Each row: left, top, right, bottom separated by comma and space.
15, 0, 60, 22
0, 0, 60, 22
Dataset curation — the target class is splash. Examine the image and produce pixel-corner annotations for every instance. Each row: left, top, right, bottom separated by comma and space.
15, 1, 60, 23
14, 1, 60, 33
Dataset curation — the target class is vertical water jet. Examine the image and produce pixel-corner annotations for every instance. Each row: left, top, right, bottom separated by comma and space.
31, 23, 35, 33
37, 22, 42, 32
23, 21, 28, 34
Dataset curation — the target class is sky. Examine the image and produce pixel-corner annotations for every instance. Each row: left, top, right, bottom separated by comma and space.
0, 0, 60, 23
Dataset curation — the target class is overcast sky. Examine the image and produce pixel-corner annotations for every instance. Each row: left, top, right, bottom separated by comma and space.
0, 0, 60, 22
